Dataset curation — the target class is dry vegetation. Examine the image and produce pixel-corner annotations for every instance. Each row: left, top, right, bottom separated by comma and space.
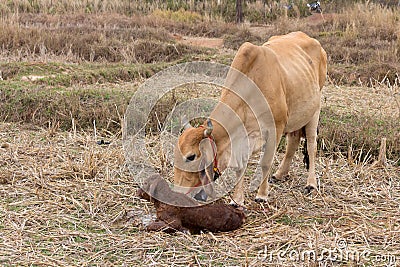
0, 123, 399, 266
0, 0, 399, 266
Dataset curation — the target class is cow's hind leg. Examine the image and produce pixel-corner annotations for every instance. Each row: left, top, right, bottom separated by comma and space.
271, 130, 301, 182
304, 112, 320, 194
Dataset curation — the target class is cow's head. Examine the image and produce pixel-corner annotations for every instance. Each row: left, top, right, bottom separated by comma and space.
173, 118, 217, 201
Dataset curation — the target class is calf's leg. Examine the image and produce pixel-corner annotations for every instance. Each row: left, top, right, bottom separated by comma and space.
146, 218, 186, 233
147, 220, 177, 233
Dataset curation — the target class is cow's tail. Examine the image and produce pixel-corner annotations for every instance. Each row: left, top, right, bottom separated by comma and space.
302, 127, 310, 170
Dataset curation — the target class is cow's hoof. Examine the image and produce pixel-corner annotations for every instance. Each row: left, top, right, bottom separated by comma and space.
269, 174, 289, 183
254, 197, 267, 203
304, 185, 315, 195
268, 175, 279, 183
229, 200, 244, 208
229, 202, 240, 208
229, 204, 246, 212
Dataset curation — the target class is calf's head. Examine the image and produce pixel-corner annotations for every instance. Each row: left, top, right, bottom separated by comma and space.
136, 174, 167, 202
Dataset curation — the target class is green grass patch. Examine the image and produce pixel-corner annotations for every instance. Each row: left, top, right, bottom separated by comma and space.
0, 62, 173, 86
319, 106, 399, 163
0, 80, 133, 131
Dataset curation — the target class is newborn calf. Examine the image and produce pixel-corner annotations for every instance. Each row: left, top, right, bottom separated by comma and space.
136, 174, 245, 234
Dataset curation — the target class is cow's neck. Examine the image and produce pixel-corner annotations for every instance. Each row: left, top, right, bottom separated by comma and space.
207, 119, 230, 172
208, 99, 251, 172
207, 66, 269, 172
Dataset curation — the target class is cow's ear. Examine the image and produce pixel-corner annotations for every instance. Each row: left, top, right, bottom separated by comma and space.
198, 139, 215, 184
204, 159, 214, 183
181, 115, 193, 130
199, 138, 214, 163
203, 118, 213, 137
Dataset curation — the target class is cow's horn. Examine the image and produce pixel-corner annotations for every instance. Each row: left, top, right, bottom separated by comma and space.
182, 115, 193, 130
204, 119, 213, 137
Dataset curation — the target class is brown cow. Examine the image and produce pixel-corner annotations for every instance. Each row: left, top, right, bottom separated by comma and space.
174, 31, 327, 206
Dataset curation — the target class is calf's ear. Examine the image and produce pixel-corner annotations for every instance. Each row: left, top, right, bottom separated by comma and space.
148, 182, 158, 200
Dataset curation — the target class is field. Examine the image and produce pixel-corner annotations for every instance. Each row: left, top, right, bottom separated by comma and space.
1, 1, 400, 266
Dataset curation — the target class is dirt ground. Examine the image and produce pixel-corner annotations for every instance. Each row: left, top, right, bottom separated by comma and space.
172, 33, 224, 49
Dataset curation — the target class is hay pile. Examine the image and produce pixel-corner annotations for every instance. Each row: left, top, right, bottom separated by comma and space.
0, 121, 399, 266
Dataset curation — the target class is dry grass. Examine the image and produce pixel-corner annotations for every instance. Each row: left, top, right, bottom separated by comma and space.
237, 2, 399, 86
2, 0, 394, 23
1, 2, 399, 86
0, 121, 399, 266
319, 84, 400, 163
0, 15, 209, 63
0, 12, 231, 63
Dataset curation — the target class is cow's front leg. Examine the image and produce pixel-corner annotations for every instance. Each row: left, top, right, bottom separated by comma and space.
255, 129, 281, 203
230, 170, 245, 207
304, 112, 320, 194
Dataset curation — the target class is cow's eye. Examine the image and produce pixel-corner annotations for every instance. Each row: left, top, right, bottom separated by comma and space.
186, 154, 196, 162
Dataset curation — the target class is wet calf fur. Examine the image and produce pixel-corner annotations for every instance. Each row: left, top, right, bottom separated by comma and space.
136, 174, 246, 234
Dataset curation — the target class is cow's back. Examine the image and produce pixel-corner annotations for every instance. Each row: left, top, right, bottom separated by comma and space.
227, 31, 327, 133
265, 31, 327, 91
265, 32, 327, 132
